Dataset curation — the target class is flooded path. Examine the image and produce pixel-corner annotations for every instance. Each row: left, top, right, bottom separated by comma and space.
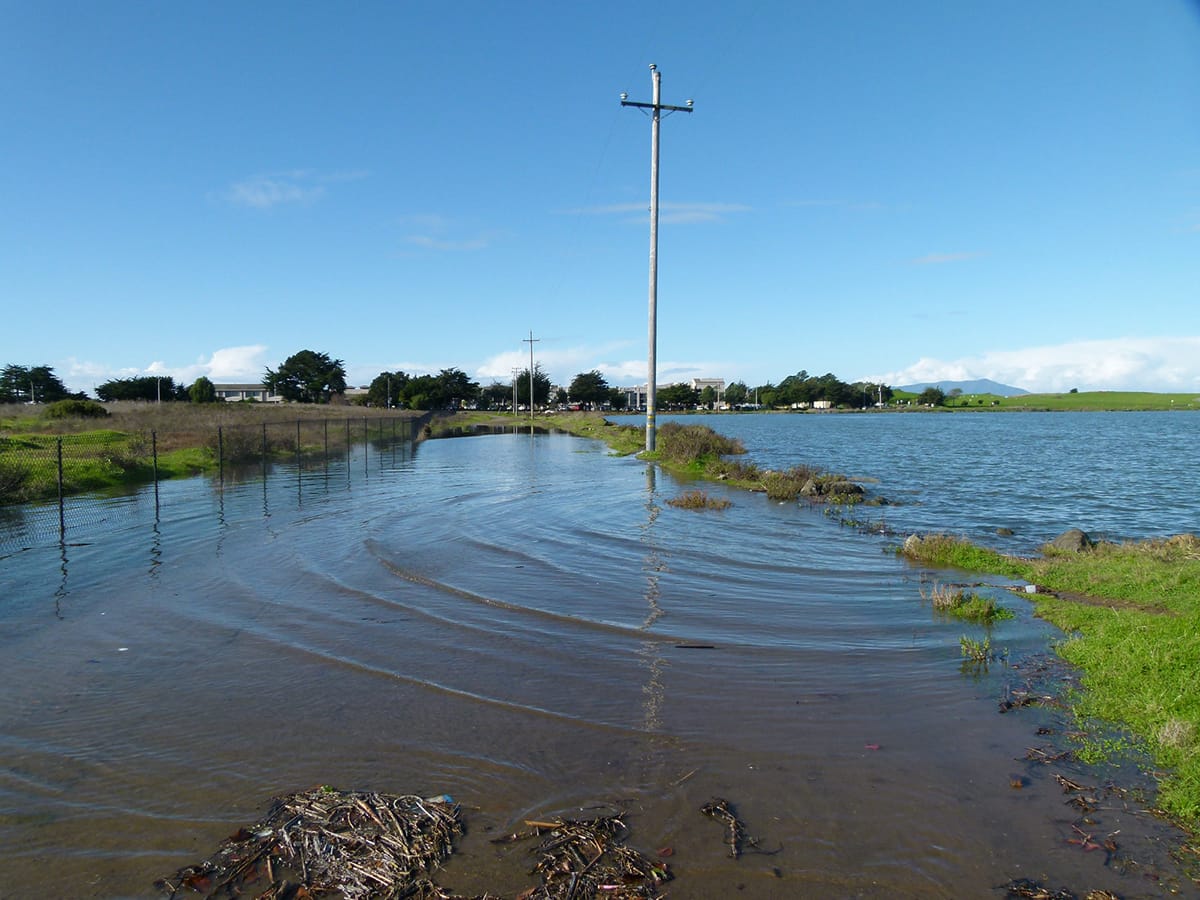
1, 421, 1196, 897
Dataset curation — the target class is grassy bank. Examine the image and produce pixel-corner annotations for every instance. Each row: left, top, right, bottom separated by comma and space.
921, 390, 1200, 411
1, 402, 421, 504
903, 533, 1200, 830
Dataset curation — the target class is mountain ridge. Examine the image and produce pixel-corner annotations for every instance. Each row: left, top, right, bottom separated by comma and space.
898, 378, 1029, 397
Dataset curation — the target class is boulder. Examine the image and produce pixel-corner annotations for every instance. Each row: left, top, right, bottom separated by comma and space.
1047, 528, 1094, 553
825, 480, 864, 497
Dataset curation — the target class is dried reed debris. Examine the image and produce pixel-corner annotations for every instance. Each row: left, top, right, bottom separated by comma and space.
156, 787, 461, 900
492, 811, 671, 899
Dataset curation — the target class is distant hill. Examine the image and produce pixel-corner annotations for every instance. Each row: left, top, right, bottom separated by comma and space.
898, 378, 1029, 397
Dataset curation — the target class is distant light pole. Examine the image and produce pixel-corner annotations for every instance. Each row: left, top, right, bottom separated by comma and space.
512, 367, 520, 416
621, 64, 693, 452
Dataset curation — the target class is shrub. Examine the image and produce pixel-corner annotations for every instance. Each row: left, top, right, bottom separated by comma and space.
655, 423, 745, 465
44, 399, 109, 419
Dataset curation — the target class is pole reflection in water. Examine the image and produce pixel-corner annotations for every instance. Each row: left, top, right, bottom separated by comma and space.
53, 539, 69, 620
148, 518, 162, 579
638, 462, 670, 770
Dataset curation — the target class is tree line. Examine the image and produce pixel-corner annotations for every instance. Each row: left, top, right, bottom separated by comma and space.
3, 352, 922, 411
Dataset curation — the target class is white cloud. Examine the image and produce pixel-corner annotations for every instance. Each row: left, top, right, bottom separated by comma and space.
476, 341, 636, 383
61, 345, 272, 394
868, 336, 1200, 393
223, 170, 367, 209
226, 176, 324, 209
397, 213, 506, 252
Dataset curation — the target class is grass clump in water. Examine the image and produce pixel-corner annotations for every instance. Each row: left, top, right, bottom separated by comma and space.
960, 634, 992, 663
666, 490, 731, 511
920, 580, 1013, 623
654, 422, 745, 468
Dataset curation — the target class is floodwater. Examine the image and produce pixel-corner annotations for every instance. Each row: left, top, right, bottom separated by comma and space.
1, 412, 1197, 898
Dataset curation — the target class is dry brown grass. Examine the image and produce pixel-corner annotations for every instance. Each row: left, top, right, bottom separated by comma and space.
920, 579, 964, 610
4, 401, 421, 451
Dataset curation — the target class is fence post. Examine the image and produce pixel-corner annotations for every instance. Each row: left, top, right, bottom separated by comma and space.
218, 426, 224, 486
56, 436, 65, 541
261, 423, 268, 479
363, 417, 369, 476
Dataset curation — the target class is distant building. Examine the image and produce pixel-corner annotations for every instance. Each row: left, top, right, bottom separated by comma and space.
212, 383, 282, 402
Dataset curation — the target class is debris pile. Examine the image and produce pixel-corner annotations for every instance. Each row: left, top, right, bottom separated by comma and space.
155, 787, 461, 899
493, 811, 671, 899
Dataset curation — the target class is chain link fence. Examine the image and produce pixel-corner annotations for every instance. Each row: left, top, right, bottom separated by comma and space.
0, 413, 431, 551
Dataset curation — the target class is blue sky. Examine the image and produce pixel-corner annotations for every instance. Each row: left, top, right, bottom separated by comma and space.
4, 1, 1199, 396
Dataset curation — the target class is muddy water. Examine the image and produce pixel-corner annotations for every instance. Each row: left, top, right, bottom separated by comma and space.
0, 421, 1196, 898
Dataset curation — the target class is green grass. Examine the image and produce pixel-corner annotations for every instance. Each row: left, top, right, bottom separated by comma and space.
902, 532, 1200, 829
888, 389, 1199, 412
997, 391, 1199, 411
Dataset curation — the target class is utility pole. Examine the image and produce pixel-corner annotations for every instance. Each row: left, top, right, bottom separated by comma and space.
622, 64, 693, 452
522, 330, 540, 420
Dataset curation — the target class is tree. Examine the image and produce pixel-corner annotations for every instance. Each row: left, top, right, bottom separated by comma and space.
852, 381, 893, 408
435, 368, 480, 409
1, 364, 74, 404
775, 370, 811, 408
189, 376, 217, 403
724, 381, 748, 407
918, 386, 946, 406
657, 382, 699, 410
752, 383, 776, 408
607, 388, 628, 411
514, 365, 551, 408
568, 370, 610, 408
480, 381, 511, 411
367, 371, 409, 408
264, 350, 347, 404
699, 385, 716, 409
395, 369, 479, 410
96, 375, 180, 402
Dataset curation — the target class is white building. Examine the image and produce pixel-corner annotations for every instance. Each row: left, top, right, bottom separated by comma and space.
212, 383, 282, 402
